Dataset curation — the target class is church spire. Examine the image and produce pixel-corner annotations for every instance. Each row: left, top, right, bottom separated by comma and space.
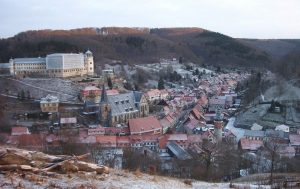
100, 84, 108, 103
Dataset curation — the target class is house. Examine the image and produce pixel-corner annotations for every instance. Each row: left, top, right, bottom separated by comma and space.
60, 117, 77, 127
80, 86, 101, 103
40, 95, 59, 113
11, 127, 30, 136
96, 136, 117, 147
208, 97, 226, 112
289, 134, 300, 156
145, 89, 161, 102
264, 129, 289, 143
116, 136, 131, 148
244, 130, 265, 141
128, 116, 162, 135
277, 146, 296, 158
224, 131, 238, 144
129, 135, 159, 151
159, 115, 175, 134
275, 124, 289, 133
240, 138, 264, 151
104, 127, 130, 136
187, 135, 204, 146
88, 127, 105, 136
184, 119, 203, 134
167, 134, 188, 149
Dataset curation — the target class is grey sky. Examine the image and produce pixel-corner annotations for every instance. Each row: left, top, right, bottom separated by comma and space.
0, 0, 299, 39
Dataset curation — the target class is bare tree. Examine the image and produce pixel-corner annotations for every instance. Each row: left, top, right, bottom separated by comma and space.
264, 139, 281, 185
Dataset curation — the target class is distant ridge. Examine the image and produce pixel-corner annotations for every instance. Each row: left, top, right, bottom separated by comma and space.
0, 27, 272, 67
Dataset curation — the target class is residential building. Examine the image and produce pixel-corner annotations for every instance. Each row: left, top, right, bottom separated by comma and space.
40, 95, 59, 113
81, 86, 101, 103
275, 124, 289, 133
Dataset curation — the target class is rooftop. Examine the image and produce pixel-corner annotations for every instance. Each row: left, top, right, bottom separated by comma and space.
40, 94, 59, 103
129, 116, 161, 135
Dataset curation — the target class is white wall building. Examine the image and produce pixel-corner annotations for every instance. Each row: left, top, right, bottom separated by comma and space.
9, 50, 94, 78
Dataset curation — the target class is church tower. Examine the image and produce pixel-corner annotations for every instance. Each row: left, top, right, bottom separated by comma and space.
85, 50, 94, 76
9, 58, 14, 76
99, 85, 111, 127
214, 107, 224, 142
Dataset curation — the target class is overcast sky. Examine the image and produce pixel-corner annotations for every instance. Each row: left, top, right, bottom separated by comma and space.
0, 0, 299, 39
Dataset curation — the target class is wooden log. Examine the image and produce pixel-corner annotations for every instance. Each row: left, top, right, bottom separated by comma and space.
42, 157, 74, 172
0, 164, 37, 171
61, 160, 79, 173
74, 161, 109, 174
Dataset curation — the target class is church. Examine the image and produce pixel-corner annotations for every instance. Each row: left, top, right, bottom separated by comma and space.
84, 85, 149, 127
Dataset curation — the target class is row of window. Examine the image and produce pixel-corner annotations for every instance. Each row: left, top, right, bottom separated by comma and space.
41, 103, 58, 107
16, 67, 45, 70
113, 112, 139, 123
42, 107, 58, 112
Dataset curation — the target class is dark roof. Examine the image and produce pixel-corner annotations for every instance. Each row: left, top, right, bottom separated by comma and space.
244, 130, 265, 137
14, 57, 46, 64
107, 91, 142, 116
167, 141, 192, 160
265, 129, 289, 139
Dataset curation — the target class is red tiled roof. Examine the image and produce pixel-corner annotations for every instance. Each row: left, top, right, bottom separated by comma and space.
191, 108, 202, 120
104, 127, 130, 135
158, 135, 168, 149
129, 134, 160, 142
106, 89, 119, 95
128, 116, 162, 135
146, 89, 161, 97
11, 127, 29, 136
187, 135, 204, 143
96, 136, 117, 147
167, 134, 188, 141
240, 138, 264, 151
78, 136, 96, 144
116, 136, 130, 143
185, 119, 200, 130
18, 134, 45, 148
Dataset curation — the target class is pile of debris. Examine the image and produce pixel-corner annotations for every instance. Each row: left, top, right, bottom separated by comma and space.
0, 147, 109, 175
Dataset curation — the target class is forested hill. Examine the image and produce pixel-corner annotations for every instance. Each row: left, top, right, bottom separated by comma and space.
0, 27, 271, 67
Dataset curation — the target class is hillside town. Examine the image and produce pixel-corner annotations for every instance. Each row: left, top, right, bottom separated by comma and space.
0, 50, 300, 182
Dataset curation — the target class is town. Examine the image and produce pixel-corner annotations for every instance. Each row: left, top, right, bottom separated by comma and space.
0, 49, 300, 182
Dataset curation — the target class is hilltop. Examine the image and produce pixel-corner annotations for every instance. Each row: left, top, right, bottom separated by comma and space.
0, 27, 270, 68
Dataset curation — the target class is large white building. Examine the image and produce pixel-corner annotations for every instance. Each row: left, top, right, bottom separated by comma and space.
8, 50, 94, 78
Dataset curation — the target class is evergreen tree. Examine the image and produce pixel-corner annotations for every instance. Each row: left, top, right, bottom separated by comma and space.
107, 77, 113, 89
158, 77, 165, 90
17, 92, 21, 100
195, 68, 200, 75
26, 90, 31, 99
20, 90, 25, 100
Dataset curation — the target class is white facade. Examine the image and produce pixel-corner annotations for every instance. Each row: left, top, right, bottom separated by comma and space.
8, 50, 94, 77
46, 53, 84, 70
